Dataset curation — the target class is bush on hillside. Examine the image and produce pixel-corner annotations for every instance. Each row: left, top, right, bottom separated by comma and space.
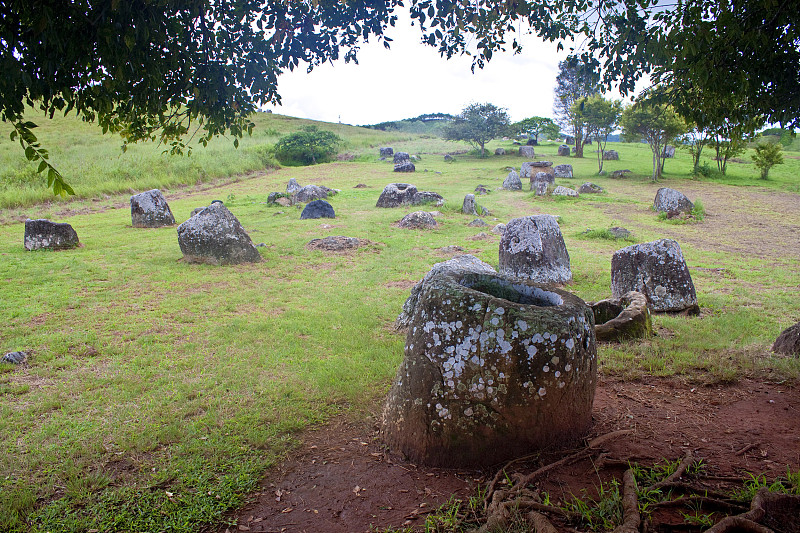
274, 127, 342, 166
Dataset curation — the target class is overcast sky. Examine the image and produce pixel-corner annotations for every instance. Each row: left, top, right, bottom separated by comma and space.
265, 10, 576, 126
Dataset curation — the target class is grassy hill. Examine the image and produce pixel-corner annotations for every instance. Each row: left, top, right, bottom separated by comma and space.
0, 115, 798, 531
0, 112, 424, 209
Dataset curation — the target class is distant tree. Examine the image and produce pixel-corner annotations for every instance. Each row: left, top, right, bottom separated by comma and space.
710, 124, 751, 175
751, 141, 784, 180
274, 127, 342, 166
511, 116, 559, 145
574, 95, 621, 173
553, 59, 600, 158
444, 102, 510, 157
758, 127, 794, 147
620, 103, 687, 181
680, 124, 713, 177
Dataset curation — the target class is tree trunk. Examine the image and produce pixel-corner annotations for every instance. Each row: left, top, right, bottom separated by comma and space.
651, 149, 659, 181
693, 145, 703, 173
596, 139, 604, 172
480, 141, 485, 158
574, 121, 584, 157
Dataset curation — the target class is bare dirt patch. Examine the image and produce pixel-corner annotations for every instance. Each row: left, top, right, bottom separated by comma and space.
593, 181, 800, 260
214, 377, 800, 532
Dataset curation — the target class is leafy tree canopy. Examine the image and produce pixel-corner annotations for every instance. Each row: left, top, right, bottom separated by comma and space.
620, 102, 687, 181
510, 116, 559, 144
1, 0, 397, 193
573, 95, 621, 172
4, 0, 798, 194
443, 102, 510, 157
411, 0, 800, 132
553, 58, 600, 157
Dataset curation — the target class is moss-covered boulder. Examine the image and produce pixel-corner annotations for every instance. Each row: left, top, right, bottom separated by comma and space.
382, 270, 596, 467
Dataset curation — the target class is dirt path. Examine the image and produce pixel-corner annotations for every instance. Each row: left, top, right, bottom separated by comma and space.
214, 377, 800, 533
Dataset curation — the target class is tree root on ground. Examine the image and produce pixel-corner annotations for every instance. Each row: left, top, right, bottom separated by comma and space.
471, 441, 799, 533
612, 469, 640, 533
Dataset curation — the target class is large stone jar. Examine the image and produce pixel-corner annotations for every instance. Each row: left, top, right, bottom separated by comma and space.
382, 270, 597, 467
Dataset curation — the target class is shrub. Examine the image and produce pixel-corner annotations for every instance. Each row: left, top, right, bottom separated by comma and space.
274, 126, 342, 166
751, 141, 784, 180
691, 199, 706, 221
694, 161, 716, 179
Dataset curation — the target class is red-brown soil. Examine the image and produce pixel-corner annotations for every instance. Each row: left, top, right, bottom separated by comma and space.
214, 376, 800, 533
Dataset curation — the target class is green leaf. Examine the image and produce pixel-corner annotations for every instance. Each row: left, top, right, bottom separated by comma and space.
25, 146, 37, 161
38, 161, 48, 173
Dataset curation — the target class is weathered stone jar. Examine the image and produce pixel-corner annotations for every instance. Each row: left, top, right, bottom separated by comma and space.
382, 270, 597, 467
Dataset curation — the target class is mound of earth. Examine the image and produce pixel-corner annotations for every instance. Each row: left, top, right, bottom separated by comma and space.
306, 236, 376, 252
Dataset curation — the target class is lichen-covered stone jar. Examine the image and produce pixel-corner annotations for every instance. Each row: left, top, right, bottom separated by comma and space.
381, 270, 596, 467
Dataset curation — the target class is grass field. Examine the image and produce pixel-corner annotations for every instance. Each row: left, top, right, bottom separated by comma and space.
1, 116, 799, 531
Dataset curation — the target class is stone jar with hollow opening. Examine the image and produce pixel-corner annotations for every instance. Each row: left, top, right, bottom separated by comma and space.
381, 270, 597, 467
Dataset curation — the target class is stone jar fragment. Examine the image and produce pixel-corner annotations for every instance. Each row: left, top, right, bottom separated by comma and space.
653, 187, 694, 214
382, 270, 597, 467
611, 239, 699, 313
24, 219, 80, 250
177, 203, 262, 265
130, 189, 175, 228
286, 178, 302, 195
462, 194, 477, 216
773, 322, 800, 356
589, 291, 652, 342
294, 185, 329, 203
502, 169, 522, 190
578, 182, 603, 194
300, 200, 335, 219
499, 215, 572, 284
398, 211, 438, 229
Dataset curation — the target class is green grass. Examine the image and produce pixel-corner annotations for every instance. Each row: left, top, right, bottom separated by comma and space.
0, 111, 424, 209
0, 120, 798, 531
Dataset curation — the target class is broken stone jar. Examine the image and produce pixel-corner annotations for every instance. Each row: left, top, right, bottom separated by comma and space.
381, 270, 597, 467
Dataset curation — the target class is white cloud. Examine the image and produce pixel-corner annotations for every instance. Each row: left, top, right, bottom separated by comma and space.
269, 10, 572, 125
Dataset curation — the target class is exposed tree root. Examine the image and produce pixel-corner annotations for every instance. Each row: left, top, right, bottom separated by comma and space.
645, 481, 733, 500
482, 429, 636, 510
612, 469, 641, 533
527, 510, 560, 533
703, 516, 774, 533
645, 453, 694, 492
649, 495, 748, 514
472, 443, 797, 533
